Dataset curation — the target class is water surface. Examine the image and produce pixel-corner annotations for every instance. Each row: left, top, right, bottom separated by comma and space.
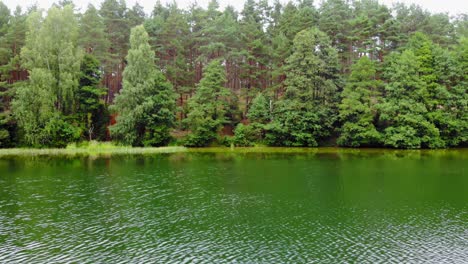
0, 149, 467, 263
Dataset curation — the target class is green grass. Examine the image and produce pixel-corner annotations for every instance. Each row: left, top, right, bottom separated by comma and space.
0, 141, 466, 158
0, 141, 187, 157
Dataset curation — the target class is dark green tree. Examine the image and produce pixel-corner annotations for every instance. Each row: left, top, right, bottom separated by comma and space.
318, 0, 352, 69
127, 2, 146, 28
266, 28, 341, 146
79, 4, 110, 63
338, 56, 381, 147
377, 50, 443, 149
233, 92, 271, 146
99, 0, 130, 102
77, 54, 109, 141
441, 37, 468, 146
247, 92, 270, 124
185, 59, 232, 146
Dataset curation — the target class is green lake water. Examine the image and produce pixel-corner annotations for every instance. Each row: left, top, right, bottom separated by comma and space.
0, 149, 467, 263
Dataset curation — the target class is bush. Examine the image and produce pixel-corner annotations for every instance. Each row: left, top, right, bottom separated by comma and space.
183, 125, 218, 147
44, 115, 82, 148
142, 126, 173, 147
232, 123, 263, 147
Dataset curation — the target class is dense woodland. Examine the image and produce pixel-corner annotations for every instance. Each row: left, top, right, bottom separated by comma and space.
0, 0, 466, 149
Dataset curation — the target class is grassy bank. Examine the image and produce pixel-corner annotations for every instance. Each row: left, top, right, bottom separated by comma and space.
0, 141, 467, 158
0, 142, 187, 157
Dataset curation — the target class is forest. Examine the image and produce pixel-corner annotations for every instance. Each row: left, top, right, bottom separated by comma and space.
0, 0, 466, 149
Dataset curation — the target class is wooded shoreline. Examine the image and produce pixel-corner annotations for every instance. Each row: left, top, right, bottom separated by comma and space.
0, 0, 466, 150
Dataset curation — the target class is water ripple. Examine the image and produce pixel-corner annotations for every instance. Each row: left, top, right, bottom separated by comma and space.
0, 154, 467, 263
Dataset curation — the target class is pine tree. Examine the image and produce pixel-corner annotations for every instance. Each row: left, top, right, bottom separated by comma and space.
184, 59, 231, 146
77, 54, 109, 141
100, 0, 129, 64
0, 2, 11, 146
318, 0, 352, 69
266, 28, 341, 146
79, 4, 110, 63
247, 92, 270, 124
110, 25, 176, 146
99, 0, 130, 102
127, 2, 146, 28
338, 56, 381, 147
404, 33, 466, 147
239, 0, 269, 109
0, 6, 28, 147
350, 0, 394, 61
442, 37, 468, 146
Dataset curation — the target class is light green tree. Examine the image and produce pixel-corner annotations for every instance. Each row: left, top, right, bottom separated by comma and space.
110, 25, 176, 146
12, 5, 82, 147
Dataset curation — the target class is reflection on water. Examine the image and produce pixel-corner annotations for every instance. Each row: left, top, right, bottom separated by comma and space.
0, 150, 467, 263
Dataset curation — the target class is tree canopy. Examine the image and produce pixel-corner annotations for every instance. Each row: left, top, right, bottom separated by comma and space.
0, 0, 466, 149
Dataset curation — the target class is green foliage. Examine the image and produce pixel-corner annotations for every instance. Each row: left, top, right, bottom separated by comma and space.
12, 68, 55, 147
377, 50, 444, 149
99, 0, 130, 65
77, 54, 108, 141
184, 124, 219, 147
43, 115, 81, 148
184, 59, 232, 147
1, 0, 467, 149
12, 5, 82, 147
110, 25, 176, 147
21, 5, 81, 113
266, 107, 321, 147
230, 92, 271, 146
338, 56, 381, 147
443, 37, 468, 146
266, 28, 340, 147
232, 123, 264, 147
318, 0, 352, 67
247, 93, 270, 124
79, 4, 110, 63
0, 111, 17, 148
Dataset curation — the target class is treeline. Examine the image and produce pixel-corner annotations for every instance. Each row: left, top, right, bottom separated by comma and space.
0, 0, 466, 149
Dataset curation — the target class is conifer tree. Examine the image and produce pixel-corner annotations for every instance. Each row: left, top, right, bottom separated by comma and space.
79, 4, 110, 63
266, 28, 340, 146
443, 37, 468, 146
338, 56, 381, 147
77, 54, 109, 141
185, 59, 231, 146
247, 92, 270, 124
0, 6, 28, 147
110, 25, 176, 146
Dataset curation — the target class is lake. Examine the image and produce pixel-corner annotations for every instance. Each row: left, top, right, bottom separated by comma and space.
0, 149, 467, 263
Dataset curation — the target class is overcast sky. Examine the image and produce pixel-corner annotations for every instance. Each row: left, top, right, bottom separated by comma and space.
1, 0, 467, 15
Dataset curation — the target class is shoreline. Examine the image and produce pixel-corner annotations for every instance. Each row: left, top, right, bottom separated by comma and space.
0, 146, 467, 158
